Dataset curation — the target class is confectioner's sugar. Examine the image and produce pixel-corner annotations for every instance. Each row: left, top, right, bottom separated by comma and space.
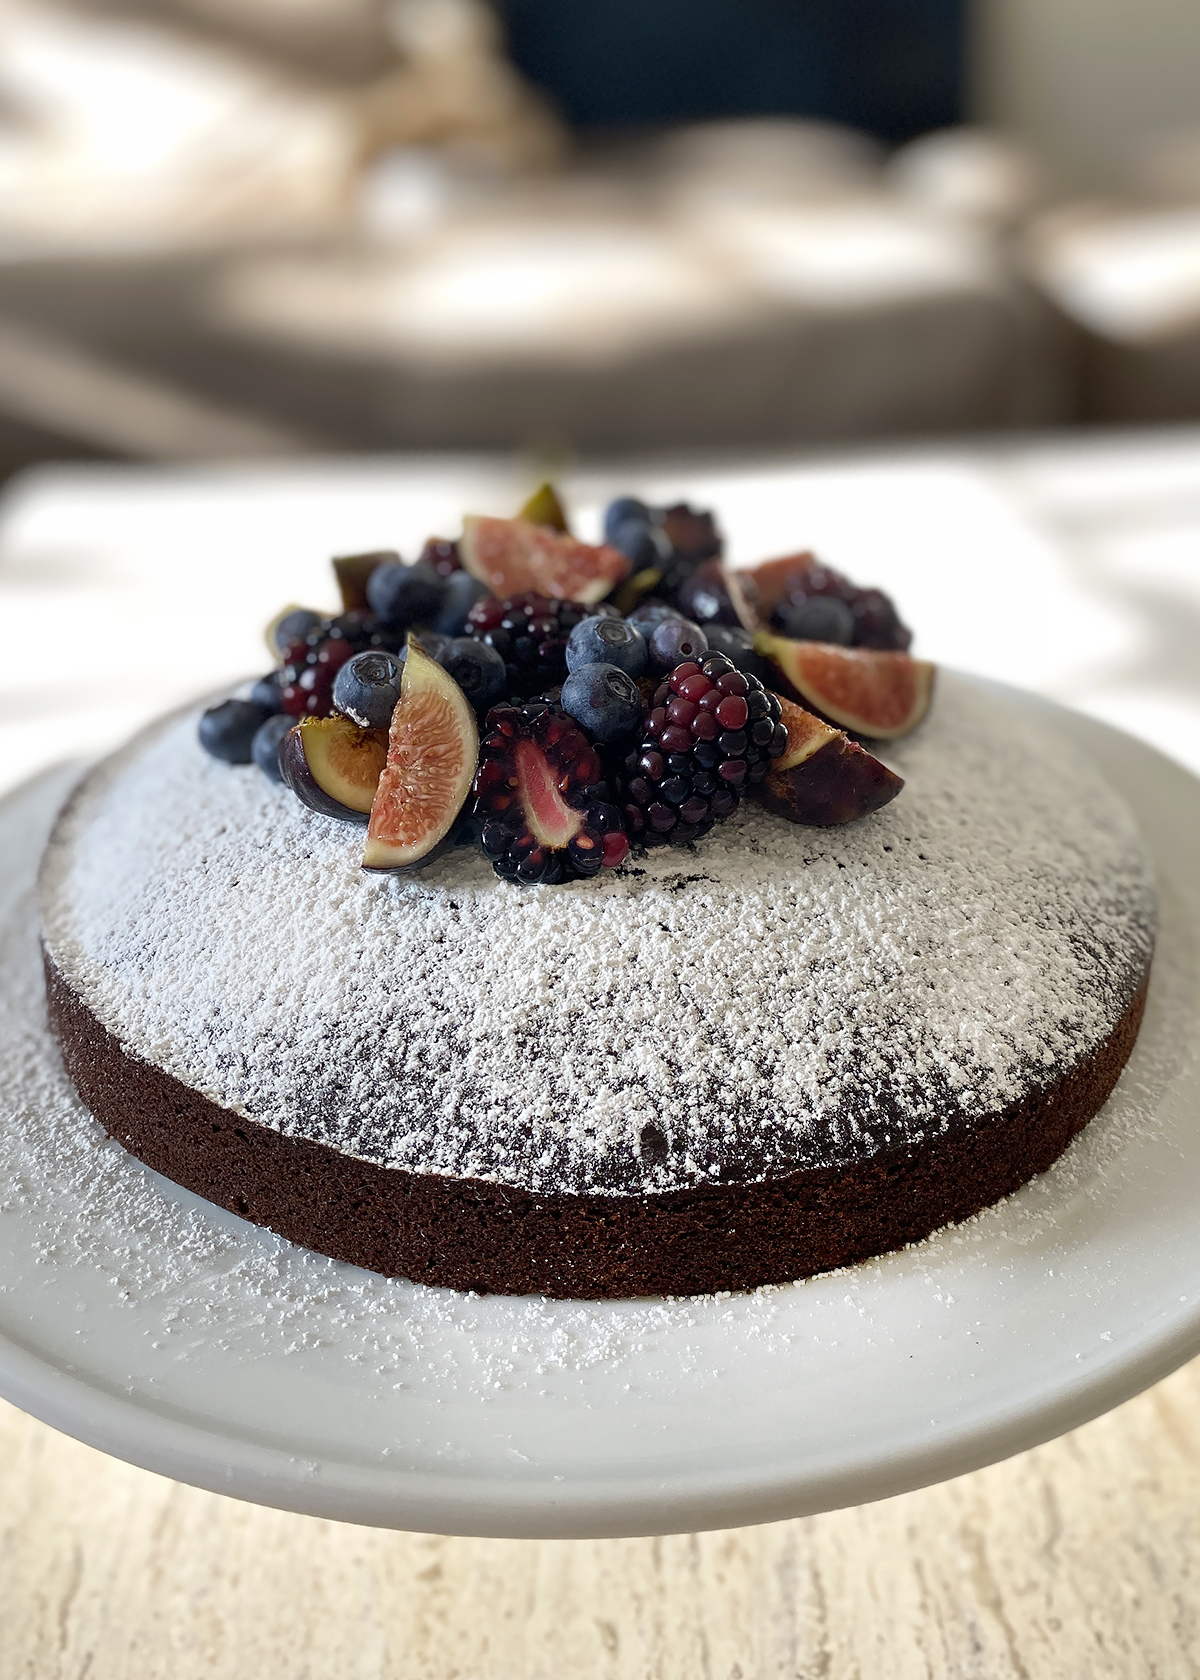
39, 674, 1156, 1197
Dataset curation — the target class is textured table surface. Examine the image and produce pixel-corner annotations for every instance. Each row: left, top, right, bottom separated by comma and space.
2, 429, 1200, 1677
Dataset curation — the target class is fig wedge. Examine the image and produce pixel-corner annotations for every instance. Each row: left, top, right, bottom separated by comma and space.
754, 633, 935, 739
280, 716, 389, 824
363, 639, 479, 872
459, 515, 630, 604
754, 696, 904, 827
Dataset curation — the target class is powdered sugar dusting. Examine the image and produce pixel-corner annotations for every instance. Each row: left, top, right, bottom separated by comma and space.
39, 674, 1155, 1196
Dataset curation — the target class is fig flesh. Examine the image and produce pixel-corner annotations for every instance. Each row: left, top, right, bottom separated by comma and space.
363, 640, 479, 872
279, 715, 389, 824
459, 515, 631, 605
754, 633, 935, 740
754, 696, 904, 827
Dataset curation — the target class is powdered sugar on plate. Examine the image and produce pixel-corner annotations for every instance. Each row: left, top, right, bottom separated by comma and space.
38, 673, 1155, 1197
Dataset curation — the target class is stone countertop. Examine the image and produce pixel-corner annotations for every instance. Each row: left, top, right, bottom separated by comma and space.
2, 428, 1200, 1677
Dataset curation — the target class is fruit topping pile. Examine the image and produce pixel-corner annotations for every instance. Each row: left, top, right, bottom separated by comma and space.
199, 484, 935, 882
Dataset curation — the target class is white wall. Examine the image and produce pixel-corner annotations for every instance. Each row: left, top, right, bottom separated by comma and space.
975, 0, 1200, 188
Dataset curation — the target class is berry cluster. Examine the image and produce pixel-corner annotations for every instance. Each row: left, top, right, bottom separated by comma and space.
769, 560, 910, 652
198, 486, 914, 883
620, 654, 787, 846
464, 593, 600, 697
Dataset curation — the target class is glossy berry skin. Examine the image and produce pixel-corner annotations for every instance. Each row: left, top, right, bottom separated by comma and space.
648, 617, 709, 674
561, 662, 644, 743
199, 698, 273, 764
603, 497, 650, 544
464, 592, 593, 698
703, 624, 777, 686
673, 557, 740, 626
851, 588, 912, 652
619, 652, 787, 847
271, 608, 322, 656
327, 609, 379, 650
610, 517, 667, 568
433, 569, 490, 636
566, 614, 648, 678
251, 712, 295, 783
412, 629, 450, 663
778, 594, 856, 645
332, 649, 403, 729
366, 560, 446, 629
248, 670, 284, 711
473, 699, 631, 884
418, 536, 463, 578
438, 637, 507, 710
626, 599, 681, 639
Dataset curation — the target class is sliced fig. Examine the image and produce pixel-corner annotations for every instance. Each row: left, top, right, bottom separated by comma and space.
754, 696, 903, 826
333, 549, 397, 613
363, 639, 479, 872
279, 716, 389, 824
459, 515, 630, 605
517, 481, 570, 532
754, 634, 935, 739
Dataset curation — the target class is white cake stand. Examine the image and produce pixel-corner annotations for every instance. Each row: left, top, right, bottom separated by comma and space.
2, 680, 1198, 1539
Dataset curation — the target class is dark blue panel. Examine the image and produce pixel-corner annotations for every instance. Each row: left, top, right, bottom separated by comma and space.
499, 0, 965, 144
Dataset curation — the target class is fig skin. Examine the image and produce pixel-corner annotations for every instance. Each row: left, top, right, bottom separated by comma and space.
279, 717, 387, 825
755, 734, 904, 827
517, 481, 570, 532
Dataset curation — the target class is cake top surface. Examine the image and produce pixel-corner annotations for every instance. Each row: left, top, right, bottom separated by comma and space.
39, 673, 1156, 1196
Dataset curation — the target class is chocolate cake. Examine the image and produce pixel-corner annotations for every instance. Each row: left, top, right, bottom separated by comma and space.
38, 672, 1155, 1298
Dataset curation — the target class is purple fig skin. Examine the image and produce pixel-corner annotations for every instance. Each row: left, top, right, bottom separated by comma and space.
278, 723, 370, 825
755, 735, 904, 827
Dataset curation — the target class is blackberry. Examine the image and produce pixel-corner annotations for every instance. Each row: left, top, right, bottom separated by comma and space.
619, 652, 787, 847
278, 628, 358, 719
473, 699, 631, 884
656, 502, 722, 602
464, 592, 593, 698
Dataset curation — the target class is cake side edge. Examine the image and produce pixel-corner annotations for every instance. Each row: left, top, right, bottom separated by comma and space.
42, 946, 1152, 1300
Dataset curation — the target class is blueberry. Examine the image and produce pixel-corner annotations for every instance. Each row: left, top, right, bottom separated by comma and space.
610, 517, 668, 568
328, 609, 377, 648
561, 663, 644, 743
332, 649, 403, 729
648, 617, 709, 673
366, 560, 446, 629
674, 559, 739, 626
199, 698, 273, 764
434, 570, 490, 636
778, 595, 855, 645
566, 614, 648, 678
703, 624, 776, 685
248, 670, 283, 711
251, 712, 296, 782
271, 608, 322, 656
438, 637, 507, 709
414, 629, 450, 662
603, 496, 650, 544
626, 599, 680, 639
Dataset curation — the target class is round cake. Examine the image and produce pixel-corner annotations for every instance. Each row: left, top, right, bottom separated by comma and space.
39, 673, 1155, 1298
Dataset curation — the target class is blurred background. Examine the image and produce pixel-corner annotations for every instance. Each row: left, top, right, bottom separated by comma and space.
1, 0, 1200, 475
